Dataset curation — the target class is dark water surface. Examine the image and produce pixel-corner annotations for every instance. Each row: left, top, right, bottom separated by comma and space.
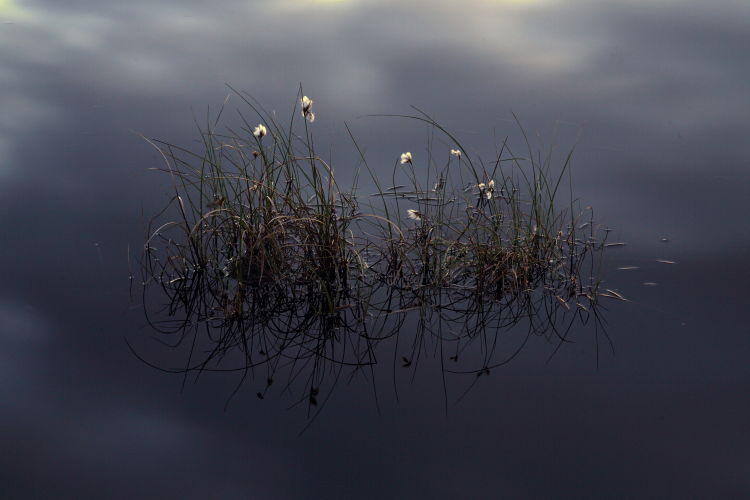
2, 0, 749, 498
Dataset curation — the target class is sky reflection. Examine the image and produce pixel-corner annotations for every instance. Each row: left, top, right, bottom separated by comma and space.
1, 0, 749, 497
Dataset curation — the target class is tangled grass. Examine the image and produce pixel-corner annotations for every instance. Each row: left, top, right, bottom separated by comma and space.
136, 87, 622, 418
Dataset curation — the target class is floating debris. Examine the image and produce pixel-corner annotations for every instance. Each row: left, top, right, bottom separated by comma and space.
656, 259, 676, 265
555, 295, 571, 310
617, 266, 640, 270
604, 242, 626, 247
660, 237, 669, 243
601, 289, 627, 300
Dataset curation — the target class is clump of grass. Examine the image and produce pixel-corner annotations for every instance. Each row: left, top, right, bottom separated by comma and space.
136, 87, 621, 417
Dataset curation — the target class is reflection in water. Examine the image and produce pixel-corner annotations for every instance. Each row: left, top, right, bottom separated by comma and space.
135, 90, 621, 418
0, 0, 23, 17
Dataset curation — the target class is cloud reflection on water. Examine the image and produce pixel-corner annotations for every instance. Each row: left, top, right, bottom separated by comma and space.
2, 0, 747, 162
0, 0, 749, 497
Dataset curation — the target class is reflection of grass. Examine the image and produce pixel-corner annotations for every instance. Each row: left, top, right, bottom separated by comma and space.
136, 87, 621, 419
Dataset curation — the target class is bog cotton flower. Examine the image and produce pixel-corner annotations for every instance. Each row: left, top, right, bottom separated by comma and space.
406, 209, 421, 221
301, 95, 315, 122
400, 152, 412, 164
253, 124, 267, 138
450, 149, 461, 158
301, 95, 313, 110
478, 179, 495, 200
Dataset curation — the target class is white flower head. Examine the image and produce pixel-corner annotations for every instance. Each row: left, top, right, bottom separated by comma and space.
450, 149, 461, 158
478, 179, 495, 200
253, 124, 267, 138
406, 209, 421, 221
400, 152, 413, 164
301, 96, 315, 122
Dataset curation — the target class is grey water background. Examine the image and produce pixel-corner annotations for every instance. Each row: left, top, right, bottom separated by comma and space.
1, 0, 749, 497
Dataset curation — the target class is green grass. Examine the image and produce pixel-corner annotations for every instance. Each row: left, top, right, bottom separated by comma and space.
136, 86, 622, 419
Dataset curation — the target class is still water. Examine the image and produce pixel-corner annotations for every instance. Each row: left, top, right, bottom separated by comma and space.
1, 0, 748, 497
